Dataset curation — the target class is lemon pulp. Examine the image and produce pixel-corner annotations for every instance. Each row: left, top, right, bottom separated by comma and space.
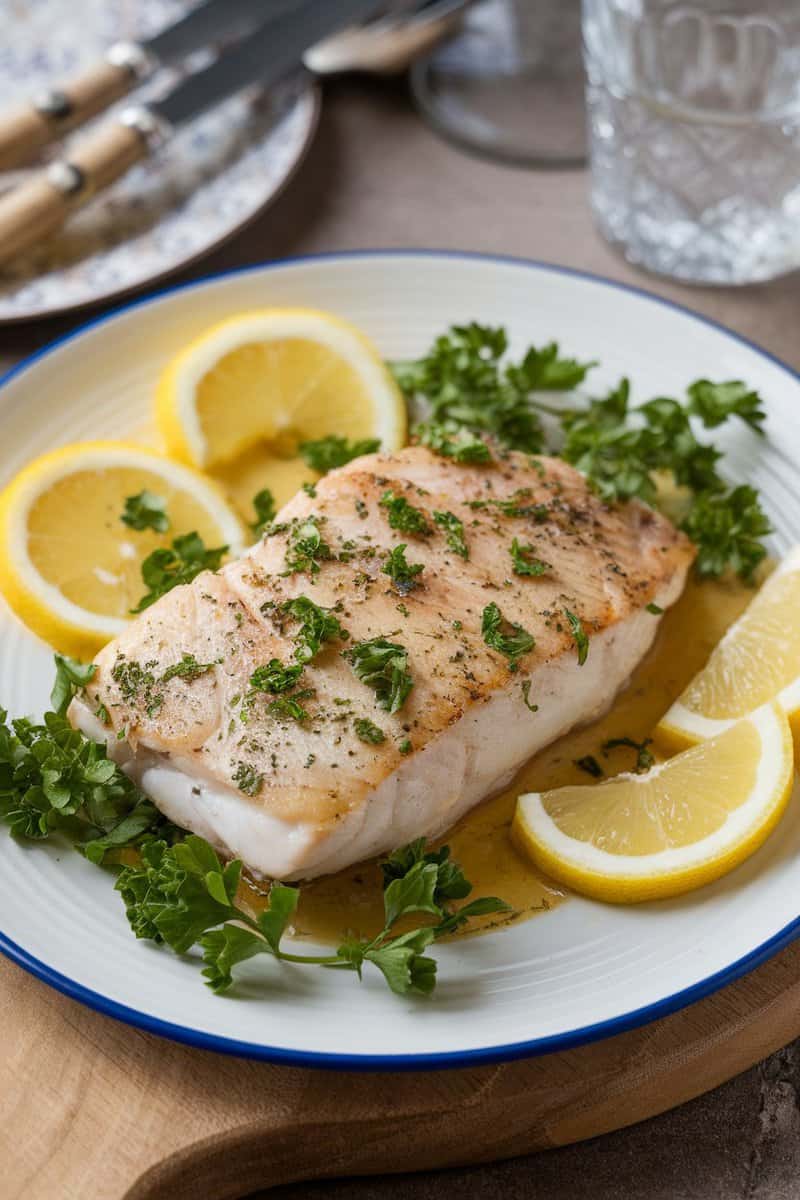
27, 465, 228, 619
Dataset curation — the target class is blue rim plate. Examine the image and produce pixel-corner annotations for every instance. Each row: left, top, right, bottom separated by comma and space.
1, 250, 799, 1071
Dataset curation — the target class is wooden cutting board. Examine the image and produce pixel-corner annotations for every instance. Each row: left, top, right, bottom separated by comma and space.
3, 940, 800, 1200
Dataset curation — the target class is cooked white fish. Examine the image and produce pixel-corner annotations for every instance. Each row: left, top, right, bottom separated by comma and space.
70, 447, 694, 879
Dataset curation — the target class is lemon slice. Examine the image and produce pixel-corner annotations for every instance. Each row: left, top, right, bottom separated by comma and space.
512, 703, 793, 903
657, 547, 800, 751
0, 441, 244, 659
155, 308, 406, 481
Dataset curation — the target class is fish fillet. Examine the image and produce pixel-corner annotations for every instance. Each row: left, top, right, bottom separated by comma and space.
70, 447, 694, 879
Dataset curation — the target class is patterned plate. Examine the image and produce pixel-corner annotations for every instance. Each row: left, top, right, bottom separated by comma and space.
0, 0, 320, 322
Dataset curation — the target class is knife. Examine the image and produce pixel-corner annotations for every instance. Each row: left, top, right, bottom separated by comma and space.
0, 0, 308, 172
0, 0, 386, 268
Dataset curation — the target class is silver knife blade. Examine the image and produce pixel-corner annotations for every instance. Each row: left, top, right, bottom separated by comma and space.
144, 0, 306, 64
150, 0, 387, 127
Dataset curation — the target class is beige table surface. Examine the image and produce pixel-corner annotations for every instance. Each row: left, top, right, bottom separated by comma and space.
2, 76, 800, 1200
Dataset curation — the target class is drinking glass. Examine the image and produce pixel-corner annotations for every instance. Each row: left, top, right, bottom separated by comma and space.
583, 0, 800, 284
411, 0, 586, 166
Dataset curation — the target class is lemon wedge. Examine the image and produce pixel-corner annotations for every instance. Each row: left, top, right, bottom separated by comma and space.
512, 703, 793, 903
657, 547, 800, 751
0, 441, 244, 659
155, 309, 406, 485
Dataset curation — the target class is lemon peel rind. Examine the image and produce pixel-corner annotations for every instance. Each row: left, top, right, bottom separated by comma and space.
513, 703, 794, 903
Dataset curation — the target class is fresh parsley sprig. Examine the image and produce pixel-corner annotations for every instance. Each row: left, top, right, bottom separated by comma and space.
115, 833, 510, 998
481, 602, 535, 672
299, 435, 381, 473
379, 490, 431, 536
133, 532, 228, 612
382, 544, 424, 595
121, 490, 170, 533
346, 637, 413, 713
250, 489, 277, 539
281, 595, 348, 663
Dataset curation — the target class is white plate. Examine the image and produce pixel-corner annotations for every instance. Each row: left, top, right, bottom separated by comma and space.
0, 0, 319, 323
1, 251, 799, 1070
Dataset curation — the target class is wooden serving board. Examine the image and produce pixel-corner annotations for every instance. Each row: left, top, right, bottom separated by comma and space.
4, 942, 800, 1200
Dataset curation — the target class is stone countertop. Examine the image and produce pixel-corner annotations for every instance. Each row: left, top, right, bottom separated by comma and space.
2, 75, 799, 1200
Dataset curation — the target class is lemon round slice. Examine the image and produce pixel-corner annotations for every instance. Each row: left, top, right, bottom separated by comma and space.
512, 703, 793, 903
0, 441, 244, 659
155, 308, 406, 476
657, 547, 800, 751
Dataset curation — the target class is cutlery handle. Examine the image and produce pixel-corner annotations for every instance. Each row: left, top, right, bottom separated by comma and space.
0, 117, 149, 266
0, 48, 146, 171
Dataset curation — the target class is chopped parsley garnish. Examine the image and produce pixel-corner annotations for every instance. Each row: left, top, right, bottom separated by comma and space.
521, 680, 538, 712
233, 762, 263, 796
433, 510, 468, 559
51, 654, 96, 715
354, 717, 386, 744
132, 532, 227, 612
510, 538, 550, 577
415, 420, 492, 464
646, 602, 664, 615
283, 517, 332, 577
299, 435, 381, 473
161, 654, 218, 684
481, 602, 535, 672
382, 544, 424, 594
249, 660, 304, 694
250, 489, 277, 538
111, 658, 163, 717
398, 738, 412, 755
379, 490, 430, 536
121, 490, 169, 533
346, 637, 413, 714
603, 736, 655, 773
266, 692, 313, 723
575, 755, 603, 779
302, 481, 317, 498
282, 595, 347, 663
564, 608, 589, 666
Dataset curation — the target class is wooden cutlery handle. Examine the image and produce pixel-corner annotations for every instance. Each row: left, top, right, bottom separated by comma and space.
0, 55, 141, 172
0, 119, 149, 267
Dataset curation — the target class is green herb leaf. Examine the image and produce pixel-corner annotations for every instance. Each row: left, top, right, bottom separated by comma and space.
299, 435, 381, 473
133, 532, 227, 612
687, 380, 766, 435
249, 659, 304, 694
509, 538, 550, 578
433, 509, 468, 559
250, 489, 277, 538
646, 602, 663, 615
232, 762, 263, 796
345, 637, 413, 714
283, 517, 333, 577
121, 490, 170, 533
680, 486, 772, 582
161, 654, 217, 684
201, 925, 266, 993
282, 595, 348, 663
354, 717, 386, 744
481, 602, 535, 672
414, 420, 492, 464
603, 736, 655, 773
379, 490, 430, 536
521, 680, 538, 712
382, 543, 424, 594
51, 654, 96, 716
564, 609, 589, 666
575, 755, 603, 779
257, 882, 300, 954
